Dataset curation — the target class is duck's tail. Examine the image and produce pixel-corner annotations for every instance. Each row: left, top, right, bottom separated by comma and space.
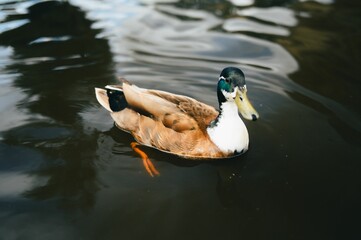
95, 84, 128, 112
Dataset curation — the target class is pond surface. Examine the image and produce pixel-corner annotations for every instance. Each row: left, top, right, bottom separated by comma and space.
0, 0, 360, 239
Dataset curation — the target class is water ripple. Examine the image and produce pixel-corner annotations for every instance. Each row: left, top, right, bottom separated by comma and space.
237, 7, 298, 27
73, 1, 298, 75
223, 18, 290, 36
28, 36, 72, 45
0, 19, 29, 34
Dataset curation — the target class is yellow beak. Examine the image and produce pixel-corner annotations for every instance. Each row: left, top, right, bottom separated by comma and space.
235, 88, 259, 121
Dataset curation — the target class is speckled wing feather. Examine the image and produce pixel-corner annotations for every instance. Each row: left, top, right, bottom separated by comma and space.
146, 89, 219, 132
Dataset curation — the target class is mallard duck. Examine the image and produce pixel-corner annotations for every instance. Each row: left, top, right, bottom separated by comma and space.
95, 67, 259, 176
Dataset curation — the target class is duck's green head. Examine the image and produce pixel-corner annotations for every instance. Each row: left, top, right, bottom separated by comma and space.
217, 67, 259, 121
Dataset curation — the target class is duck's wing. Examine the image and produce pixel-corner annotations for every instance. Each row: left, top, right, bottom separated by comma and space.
120, 82, 218, 132
95, 82, 223, 157
146, 89, 219, 132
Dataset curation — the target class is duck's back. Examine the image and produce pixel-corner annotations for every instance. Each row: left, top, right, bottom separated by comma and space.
95, 82, 228, 159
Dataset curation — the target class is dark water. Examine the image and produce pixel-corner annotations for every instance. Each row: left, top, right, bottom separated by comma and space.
0, 0, 360, 239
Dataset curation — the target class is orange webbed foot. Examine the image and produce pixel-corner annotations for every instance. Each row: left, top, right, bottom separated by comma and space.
130, 142, 160, 177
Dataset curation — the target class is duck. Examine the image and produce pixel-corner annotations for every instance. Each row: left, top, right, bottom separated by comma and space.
95, 67, 259, 176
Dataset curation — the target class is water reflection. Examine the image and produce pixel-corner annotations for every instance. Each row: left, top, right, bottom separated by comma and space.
238, 6, 298, 27
0, 1, 114, 211
285, 1, 361, 116
223, 18, 290, 36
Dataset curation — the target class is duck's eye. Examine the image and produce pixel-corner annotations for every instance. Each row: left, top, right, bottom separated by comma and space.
225, 78, 230, 83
